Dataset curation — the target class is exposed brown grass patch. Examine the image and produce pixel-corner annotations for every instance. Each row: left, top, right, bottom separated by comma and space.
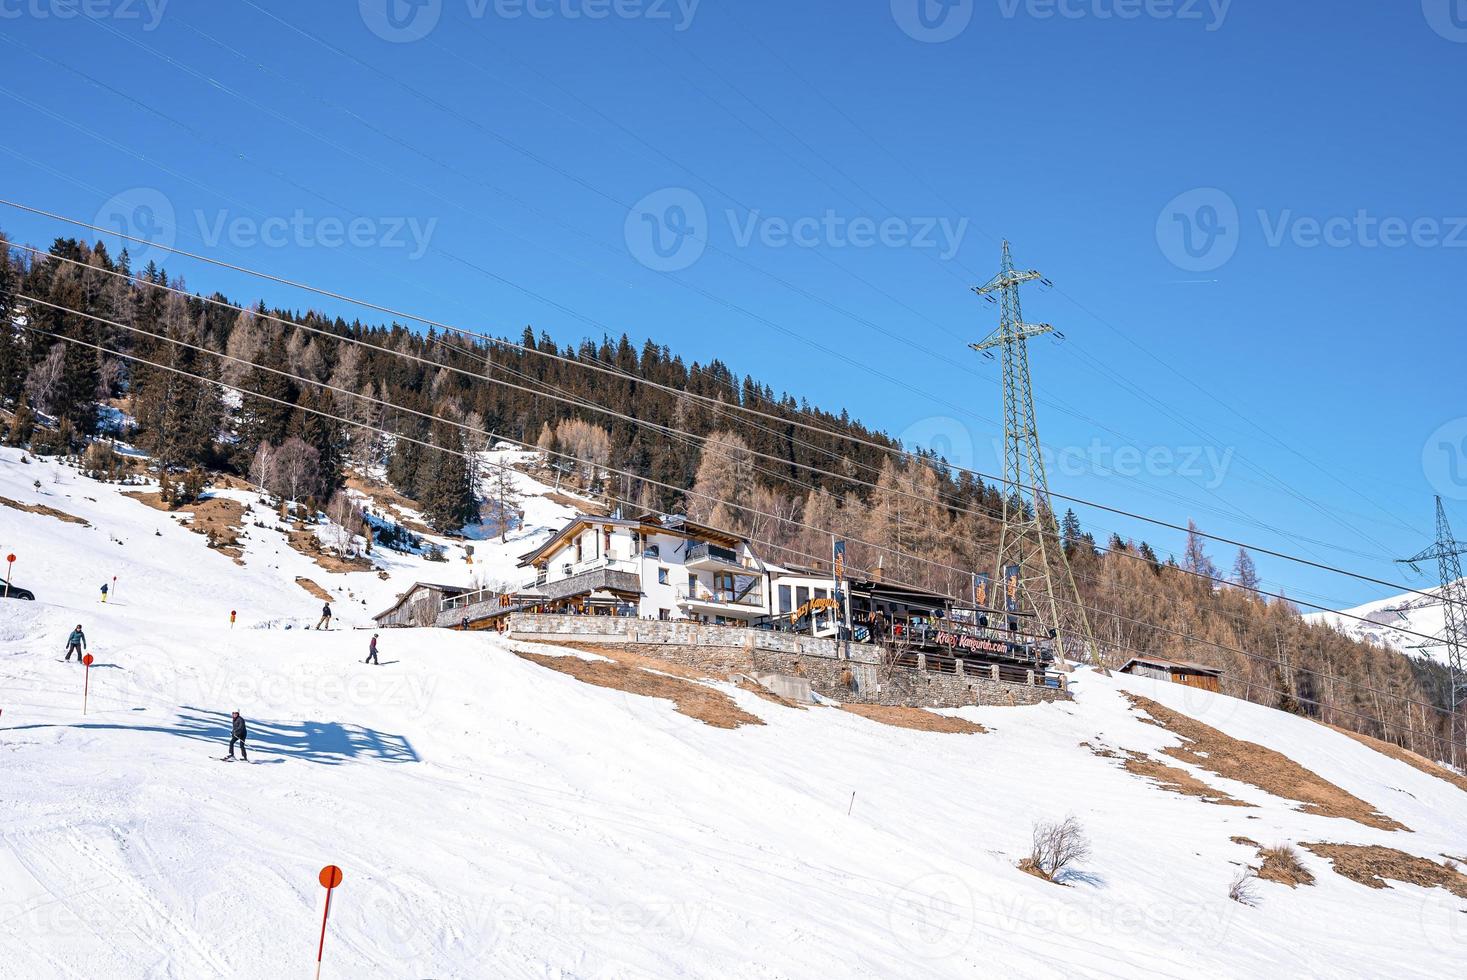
842, 704, 987, 734
1084, 742, 1250, 806
295, 577, 335, 602
1256, 844, 1315, 887
0, 494, 90, 526
1126, 693, 1406, 831
126, 491, 246, 560
286, 529, 374, 573
1301, 843, 1467, 898
1326, 723, 1467, 796
516, 650, 764, 730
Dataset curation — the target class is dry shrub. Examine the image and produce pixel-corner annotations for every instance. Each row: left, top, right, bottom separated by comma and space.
1229, 868, 1259, 906
1020, 816, 1090, 882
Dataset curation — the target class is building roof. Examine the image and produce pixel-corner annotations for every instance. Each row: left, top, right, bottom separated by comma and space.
1120, 655, 1223, 677
517, 512, 745, 567
371, 581, 471, 622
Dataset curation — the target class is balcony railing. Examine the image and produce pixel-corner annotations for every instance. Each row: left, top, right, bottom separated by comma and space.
685, 542, 741, 566
678, 585, 764, 608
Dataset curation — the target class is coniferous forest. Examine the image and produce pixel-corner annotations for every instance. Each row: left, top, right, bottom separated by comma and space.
0, 232, 1455, 762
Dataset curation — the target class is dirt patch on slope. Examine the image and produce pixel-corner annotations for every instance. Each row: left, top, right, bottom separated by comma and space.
344, 476, 433, 535
842, 704, 987, 734
126, 491, 245, 561
294, 577, 335, 602
516, 650, 763, 730
1326, 724, 1467, 796
286, 529, 374, 573
1301, 843, 1467, 898
0, 494, 90, 526
1085, 742, 1249, 806
1231, 838, 1316, 887
1125, 693, 1406, 831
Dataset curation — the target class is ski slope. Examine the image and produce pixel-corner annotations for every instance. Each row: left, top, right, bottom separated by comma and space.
1, 449, 1464, 978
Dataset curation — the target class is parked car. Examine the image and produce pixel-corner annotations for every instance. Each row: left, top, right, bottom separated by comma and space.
1, 580, 35, 601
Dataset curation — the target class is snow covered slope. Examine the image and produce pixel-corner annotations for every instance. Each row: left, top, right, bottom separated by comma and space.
1306, 583, 1458, 664
1, 450, 1465, 978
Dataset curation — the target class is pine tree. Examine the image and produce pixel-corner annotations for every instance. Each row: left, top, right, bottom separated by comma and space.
418, 420, 477, 533
1232, 547, 1261, 595
1060, 508, 1084, 554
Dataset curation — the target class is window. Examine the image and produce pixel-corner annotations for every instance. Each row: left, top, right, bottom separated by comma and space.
688, 572, 698, 594
645, 543, 660, 559
658, 568, 669, 585
575, 536, 583, 563
604, 527, 612, 553
658, 608, 670, 621
815, 588, 829, 601
778, 585, 792, 614
796, 586, 810, 609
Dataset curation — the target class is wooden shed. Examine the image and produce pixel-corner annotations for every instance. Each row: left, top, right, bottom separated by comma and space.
372, 582, 470, 628
1119, 655, 1223, 693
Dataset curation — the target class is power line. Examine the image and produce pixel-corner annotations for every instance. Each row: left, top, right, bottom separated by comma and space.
3, 203, 1447, 610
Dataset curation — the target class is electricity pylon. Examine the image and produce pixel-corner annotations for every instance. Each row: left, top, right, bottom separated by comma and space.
971, 241, 1105, 673
1397, 496, 1467, 766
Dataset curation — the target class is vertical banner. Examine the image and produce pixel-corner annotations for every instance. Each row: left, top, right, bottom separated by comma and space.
1003, 564, 1021, 613
832, 538, 848, 649
973, 572, 991, 610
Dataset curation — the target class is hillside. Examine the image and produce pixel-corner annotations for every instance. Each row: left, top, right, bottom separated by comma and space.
1307, 584, 1458, 663
1, 448, 1465, 977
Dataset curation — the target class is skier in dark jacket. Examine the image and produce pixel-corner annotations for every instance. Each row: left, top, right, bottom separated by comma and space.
64, 624, 87, 662
365, 633, 379, 665
315, 602, 332, 630
228, 711, 248, 760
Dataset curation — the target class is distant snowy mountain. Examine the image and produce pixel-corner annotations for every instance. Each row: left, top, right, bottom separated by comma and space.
1305, 583, 1459, 665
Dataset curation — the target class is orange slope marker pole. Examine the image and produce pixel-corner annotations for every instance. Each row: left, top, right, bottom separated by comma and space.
82, 654, 94, 714
315, 865, 344, 980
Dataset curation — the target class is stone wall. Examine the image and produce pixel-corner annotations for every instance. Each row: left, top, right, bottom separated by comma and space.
505, 613, 1071, 709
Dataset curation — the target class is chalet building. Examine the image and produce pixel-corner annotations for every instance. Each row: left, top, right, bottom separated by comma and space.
1119, 655, 1223, 693
372, 581, 471, 628
511, 512, 773, 625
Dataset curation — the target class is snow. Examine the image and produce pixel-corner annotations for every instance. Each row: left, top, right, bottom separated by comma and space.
1306, 583, 1460, 665
0, 447, 1464, 978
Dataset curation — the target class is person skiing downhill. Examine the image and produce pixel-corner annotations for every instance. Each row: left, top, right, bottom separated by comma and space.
64, 624, 87, 662
228, 711, 248, 761
365, 633, 379, 665
315, 602, 332, 630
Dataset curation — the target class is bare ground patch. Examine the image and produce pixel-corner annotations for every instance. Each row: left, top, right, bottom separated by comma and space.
0, 494, 90, 527
286, 528, 374, 574
1126, 693, 1406, 832
1231, 838, 1316, 888
1084, 742, 1250, 807
842, 704, 987, 734
1301, 843, 1467, 898
1326, 723, 1467, 796
125, 491, 245, 561
516, 650, 764, 730
294, 577, 335, 602
344, 476, 433, 535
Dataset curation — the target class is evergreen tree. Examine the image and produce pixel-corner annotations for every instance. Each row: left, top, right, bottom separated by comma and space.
1232, 547, 1261, 595
418, 420, 476, 532
1060, 508, 1084, 554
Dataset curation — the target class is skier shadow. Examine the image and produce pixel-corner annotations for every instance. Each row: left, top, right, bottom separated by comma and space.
174, 707, 420, 765
4, 708, 419, 766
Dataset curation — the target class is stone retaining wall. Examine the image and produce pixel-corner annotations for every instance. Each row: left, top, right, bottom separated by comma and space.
505, 613, 1071, 709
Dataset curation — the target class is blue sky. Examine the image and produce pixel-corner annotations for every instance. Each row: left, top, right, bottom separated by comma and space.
1, 0, 1464, 611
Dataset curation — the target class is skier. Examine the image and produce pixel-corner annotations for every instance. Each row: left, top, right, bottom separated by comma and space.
64, 624, 87, 662
315, 602, 332, 630
365, 633, 380, 665
99, 582, 109, 603
228, 711, 249, 761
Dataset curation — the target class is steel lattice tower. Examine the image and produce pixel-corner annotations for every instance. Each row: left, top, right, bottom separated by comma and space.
971, 241, 1104, 672
1397, 496, 1467, 765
